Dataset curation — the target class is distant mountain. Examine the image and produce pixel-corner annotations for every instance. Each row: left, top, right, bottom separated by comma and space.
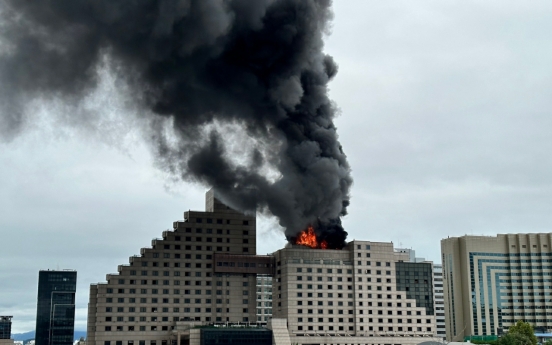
11, 331, 34, 341
12, 331, 86, 342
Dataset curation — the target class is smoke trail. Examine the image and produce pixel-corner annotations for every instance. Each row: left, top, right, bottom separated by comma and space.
0, 0, 352, 244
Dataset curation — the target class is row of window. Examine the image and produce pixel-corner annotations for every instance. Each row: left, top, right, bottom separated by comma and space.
296, 268, 353, 274
294, 266, 418, 276
295, 316, 432, 324
297, 303, 424, 315
502, 305, 552, 309
296, 276, 395, 283
296, 309, 430, 319
501, 292, 552, 296
105, 318, 252, 332
109, 279, 236, 292
356, 244, 372, 250
294, 284, 401, 296
189, 218, 250, 225
104, 340, 166, 345
216, 261, 263, 268
106, 308, 250, 323
297, 325, 432, 332
501, 298, 552, 303
502, 312, 552, 316
106, 297, 250, 304
110, 280, 247, 288
257, 302, 273, 307
140, 246, 247, 260
131, 269, 213, 277
160, 237, 250, 245
132, 261, 201, 269
256, 288, 272, 292
104, 288, 248, 300
510, 244, 548, 249
256, 278, 272, 285
256, 309, 273, 315
105, 304, 250, 314
501, 285, 552, 289
256, 295, 273, 300
500, 278, 552, 283
292, 292, 412, 302
292, 294, 419, 309
109, 278, 206, 287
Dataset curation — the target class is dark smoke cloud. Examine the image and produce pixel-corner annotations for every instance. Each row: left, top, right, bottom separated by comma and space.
0, 0, 352, 242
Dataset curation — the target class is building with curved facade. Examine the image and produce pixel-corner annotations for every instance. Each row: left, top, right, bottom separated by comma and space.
442, 233, 552, 341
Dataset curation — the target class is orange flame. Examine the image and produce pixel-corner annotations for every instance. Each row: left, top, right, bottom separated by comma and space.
296, 226, 318, 248
295, 226, 327, 249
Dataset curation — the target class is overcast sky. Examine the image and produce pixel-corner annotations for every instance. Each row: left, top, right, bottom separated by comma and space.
2, 0, 552, 334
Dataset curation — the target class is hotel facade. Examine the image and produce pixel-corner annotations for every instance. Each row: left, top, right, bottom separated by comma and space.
441, 233, 552, 341
272, 242, 439, 345
87, 190, 272, 345
87, 190, 439, 345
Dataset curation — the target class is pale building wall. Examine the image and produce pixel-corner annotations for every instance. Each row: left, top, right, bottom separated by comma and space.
267, 318, 291, 345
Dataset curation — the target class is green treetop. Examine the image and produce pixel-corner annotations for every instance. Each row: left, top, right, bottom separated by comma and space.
503, 320, 537, 345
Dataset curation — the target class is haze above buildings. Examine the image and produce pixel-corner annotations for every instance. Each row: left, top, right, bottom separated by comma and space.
2, 0, 552, 334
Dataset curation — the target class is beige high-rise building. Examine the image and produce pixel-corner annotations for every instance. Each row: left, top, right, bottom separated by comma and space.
441, 233, 552, 341
271, 241, 439, 345
87, 189, 261, 345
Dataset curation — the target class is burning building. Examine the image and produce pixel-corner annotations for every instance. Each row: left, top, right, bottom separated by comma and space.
271, 240, 440, 345
88, 191, 439, 345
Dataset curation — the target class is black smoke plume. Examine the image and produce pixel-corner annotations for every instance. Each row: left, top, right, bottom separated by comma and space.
0, 0, 352, 241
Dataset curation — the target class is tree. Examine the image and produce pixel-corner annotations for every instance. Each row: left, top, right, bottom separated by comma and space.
504, 320, 537, 345
543, 339, 552, 345
499, 333, 533, 345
